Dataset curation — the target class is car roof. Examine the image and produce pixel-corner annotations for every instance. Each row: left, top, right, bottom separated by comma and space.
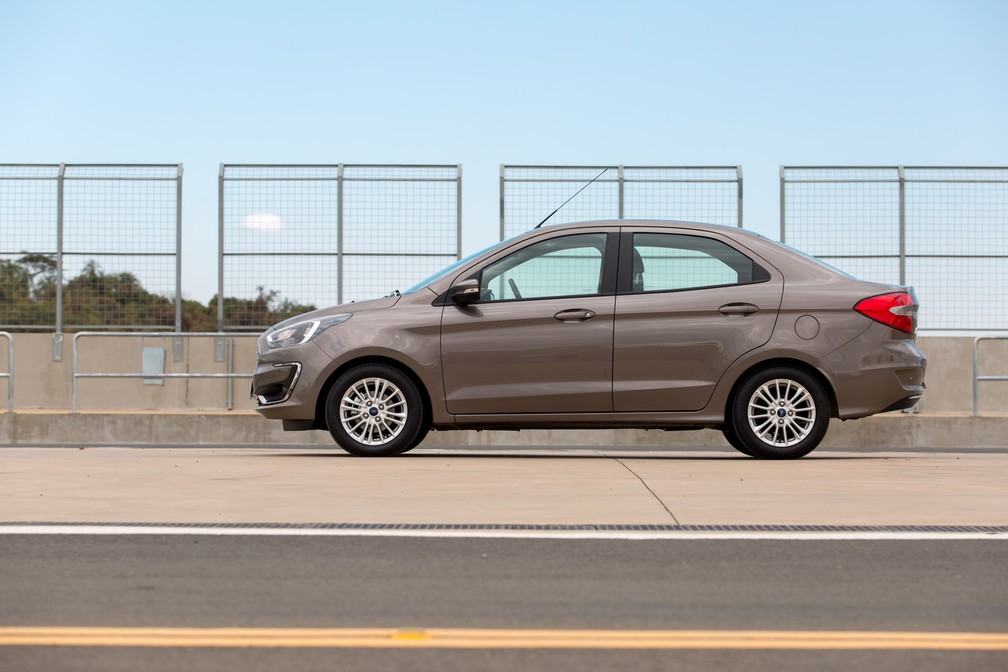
515, 219, 764, 242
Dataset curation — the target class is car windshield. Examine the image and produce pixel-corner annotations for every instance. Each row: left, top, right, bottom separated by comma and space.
402, 238, 514, 294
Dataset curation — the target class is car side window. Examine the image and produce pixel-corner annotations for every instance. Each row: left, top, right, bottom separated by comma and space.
630, 233, 767, 293
480, 233, 607, 302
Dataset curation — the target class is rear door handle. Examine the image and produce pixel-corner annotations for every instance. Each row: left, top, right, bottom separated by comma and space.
554, 309, 596, 322
718, 302, 759, 316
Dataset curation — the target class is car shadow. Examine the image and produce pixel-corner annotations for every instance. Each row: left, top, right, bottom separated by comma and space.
260, 449, 886, 461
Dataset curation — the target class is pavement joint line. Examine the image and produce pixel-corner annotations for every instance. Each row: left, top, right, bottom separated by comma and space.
5, 522, 1008, 531
2, 524, 1007, 540
607, 453, 680, 525
0, 627, 1006, 650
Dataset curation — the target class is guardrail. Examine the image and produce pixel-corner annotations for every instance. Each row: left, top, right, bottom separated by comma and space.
71, 332, 260, 413
0, 332, 11, 413
973, 336, 1008, 415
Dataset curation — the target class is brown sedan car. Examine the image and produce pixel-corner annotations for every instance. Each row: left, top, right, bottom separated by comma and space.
253, 220, 926, 458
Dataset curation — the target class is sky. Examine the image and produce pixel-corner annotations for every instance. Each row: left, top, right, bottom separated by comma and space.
1, 0, 1006, 304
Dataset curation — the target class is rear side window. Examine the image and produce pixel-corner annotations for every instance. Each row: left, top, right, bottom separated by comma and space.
628, 233, 769, 293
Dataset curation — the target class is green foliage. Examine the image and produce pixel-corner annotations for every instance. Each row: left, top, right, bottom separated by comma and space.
0, 254, 58, 326
219, 286, 316, 329
63, 260, 176, 328
0, 255, 315, 331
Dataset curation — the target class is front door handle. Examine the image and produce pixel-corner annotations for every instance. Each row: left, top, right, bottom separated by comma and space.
554, 309, 596, 322
718, 302, 759, 316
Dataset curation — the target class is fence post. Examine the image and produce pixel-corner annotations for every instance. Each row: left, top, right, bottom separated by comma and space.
499, 164, 506, 241
217, 164, 225, 334
898, 165, 906, 286
779, 165, 786, 243
53, 163, 66, 361
175, 163, 183, 338
337, 163, 344, 305
618, 165, 625, 219
736, 165, 744, 228
456, 164, 463, 260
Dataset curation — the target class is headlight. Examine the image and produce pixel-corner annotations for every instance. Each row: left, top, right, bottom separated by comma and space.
265, 314, 351, 349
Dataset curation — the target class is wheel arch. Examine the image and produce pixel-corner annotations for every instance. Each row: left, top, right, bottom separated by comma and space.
313, 355, 433, 432
724, 358, 839, 422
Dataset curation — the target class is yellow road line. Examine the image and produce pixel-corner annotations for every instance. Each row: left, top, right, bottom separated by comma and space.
0, 628, 1006, 650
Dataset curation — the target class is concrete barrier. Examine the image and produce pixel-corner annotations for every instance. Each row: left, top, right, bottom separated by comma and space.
2, 409, 1006, 449
1, 334, 1005, 448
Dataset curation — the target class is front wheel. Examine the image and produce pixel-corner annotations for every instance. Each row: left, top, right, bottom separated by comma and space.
325, 364, 426, 456
729, 367, 829, 459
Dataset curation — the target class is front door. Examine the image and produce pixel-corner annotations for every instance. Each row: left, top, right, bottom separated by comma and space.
441, 230, 617, 415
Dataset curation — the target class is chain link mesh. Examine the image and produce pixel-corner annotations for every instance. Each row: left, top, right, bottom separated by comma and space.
0, 164, 180, 330
501, 166, 741, 240
220, 165, 460, 330
782, 167, 1008, 332
0, 166, 59, 328
63, 165, 179, 329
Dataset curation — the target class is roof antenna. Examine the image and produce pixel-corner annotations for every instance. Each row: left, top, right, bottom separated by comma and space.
534, 167, 609, 229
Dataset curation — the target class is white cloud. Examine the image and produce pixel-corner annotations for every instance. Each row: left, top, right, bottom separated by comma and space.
241, 213, 285, 231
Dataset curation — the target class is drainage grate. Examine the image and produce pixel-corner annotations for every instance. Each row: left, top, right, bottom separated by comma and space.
5, 522, 1008, 533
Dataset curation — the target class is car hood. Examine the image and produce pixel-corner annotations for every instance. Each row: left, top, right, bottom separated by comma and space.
267, 295, 401, 332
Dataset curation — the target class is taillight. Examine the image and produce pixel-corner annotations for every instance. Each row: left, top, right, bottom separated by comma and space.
854, 292, 916, 334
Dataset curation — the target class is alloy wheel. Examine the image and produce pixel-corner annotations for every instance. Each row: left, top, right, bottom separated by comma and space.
747, 378, 817, 448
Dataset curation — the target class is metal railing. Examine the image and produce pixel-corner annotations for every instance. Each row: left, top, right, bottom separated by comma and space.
71, 332, 259, 413
500, 165, 743, 240
973, 336, 1008, 415
0, 332, 11, 413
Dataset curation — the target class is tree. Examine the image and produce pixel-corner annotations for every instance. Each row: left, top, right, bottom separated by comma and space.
0, 257, 315, 331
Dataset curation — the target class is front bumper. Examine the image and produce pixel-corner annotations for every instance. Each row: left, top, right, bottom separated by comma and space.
251, 361, 302, 405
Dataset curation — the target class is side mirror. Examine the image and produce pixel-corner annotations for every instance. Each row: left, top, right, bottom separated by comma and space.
449, 278, 481, 304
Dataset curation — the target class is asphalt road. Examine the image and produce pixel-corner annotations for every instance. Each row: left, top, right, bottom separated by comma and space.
1, 535, 1005, 671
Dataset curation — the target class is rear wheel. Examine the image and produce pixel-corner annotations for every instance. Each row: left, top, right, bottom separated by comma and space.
325, 364, 426, 456
721, 424, 757, 457
730, 366, 829, 459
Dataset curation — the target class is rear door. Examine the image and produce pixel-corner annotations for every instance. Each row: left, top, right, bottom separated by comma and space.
613, 228, 783, 411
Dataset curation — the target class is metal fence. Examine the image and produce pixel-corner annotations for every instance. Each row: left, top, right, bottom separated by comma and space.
781, 166, 1008, 332
71, 332, 258, 412
500, 165, 743, 240
219, 164, 462, 331
0, 164, 183, 334
973, 336, 1008, 415
0, 332, 11, 413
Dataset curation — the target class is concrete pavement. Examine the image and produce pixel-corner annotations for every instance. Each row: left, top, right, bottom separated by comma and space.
2, 447, 1006, 526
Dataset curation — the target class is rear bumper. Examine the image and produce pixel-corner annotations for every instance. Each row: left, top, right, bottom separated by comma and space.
816, 323, 927, 419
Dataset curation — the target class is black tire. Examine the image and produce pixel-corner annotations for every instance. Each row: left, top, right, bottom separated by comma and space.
729, 366, 829, 459
324, 364, 426, 457
722, 424, 758, 457
397, 424, 430, 455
